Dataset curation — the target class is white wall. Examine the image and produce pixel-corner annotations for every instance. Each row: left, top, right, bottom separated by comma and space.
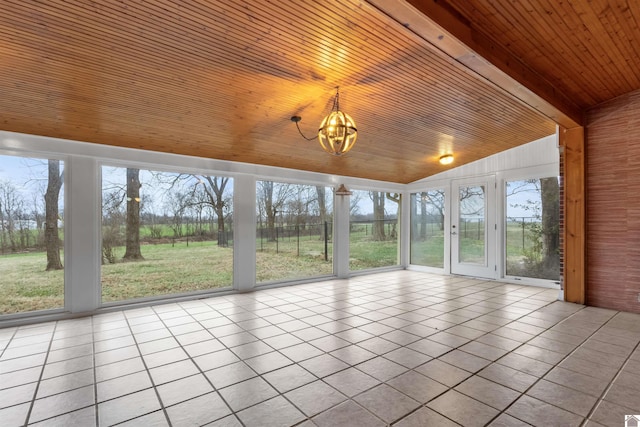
408, 134, 559, 189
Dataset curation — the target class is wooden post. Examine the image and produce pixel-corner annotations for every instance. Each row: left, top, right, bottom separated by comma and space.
560, 126, 586, 303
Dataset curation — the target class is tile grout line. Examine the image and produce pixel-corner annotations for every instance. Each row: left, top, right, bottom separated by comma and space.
92, 316, 99, 427
483, 305, 633, 426
172, 296, 382, 426
191, 287, 416, 425
22, 321, 58, 426
0, 327, 18, 360
121, 312, 174, 427
150, 302, 245, 426
6, 273, 638, 426
415, 296, 572, 426
478, 302, 592, 426
579, 314, 640, 427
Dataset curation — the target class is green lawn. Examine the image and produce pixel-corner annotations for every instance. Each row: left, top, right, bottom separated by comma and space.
102, 242, 233, 303
0, 221, 553, 315
0, 251, 64, 314
1, 233, 397, 315
411, 235, 445, 268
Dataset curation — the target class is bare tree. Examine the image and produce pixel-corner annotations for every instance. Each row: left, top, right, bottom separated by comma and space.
506, 178, 560, 278
197, 176, 230, 245
386, 192, 401, 240
165, 189, 190, 239
349, 191, 362, 217
418, 193, 428, 239
122, 168, 144, 261
540, 177, 560, 274
285, 185, 315, 227
424, 190, 445, 231
44, 160, 64, 270
316, 186, 328, 240
31, 187, 45, 248
257, 181, 292, 241
102, 190, 126, 264
370, 191, 386, 241
152, 173, 232, 245
0, 181, 24, 253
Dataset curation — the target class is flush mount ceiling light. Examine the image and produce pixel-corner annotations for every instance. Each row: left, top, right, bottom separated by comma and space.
291, 86, 358, 156
439, 154, 454, 165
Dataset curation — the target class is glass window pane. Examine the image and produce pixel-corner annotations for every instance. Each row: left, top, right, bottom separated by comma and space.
256, 181, 333, 283
410, 190, 444, 268
505, 178, 560, 280
349, 190, 400, 271
101, 167, 233, 303
458, 185, 486, 264
0, 155, 64, 315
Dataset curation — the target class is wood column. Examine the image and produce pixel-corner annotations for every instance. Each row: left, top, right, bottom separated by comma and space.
560, 126, 586, 303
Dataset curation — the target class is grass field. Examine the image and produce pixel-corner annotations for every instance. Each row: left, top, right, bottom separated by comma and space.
1, 233, 397, 314
0, 251, 65, 314
0, 221, 552, 315
101, 242, 233, 303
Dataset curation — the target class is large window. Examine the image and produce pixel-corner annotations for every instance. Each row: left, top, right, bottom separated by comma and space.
410, 190, 445, 268
256, 181, 333, 283
0, 155, 65, 315
101, 166, 233, 303
505, 177, 560, 281
349, 190, 400, 271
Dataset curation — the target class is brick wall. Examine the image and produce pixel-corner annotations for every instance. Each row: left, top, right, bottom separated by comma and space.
586, 89, 640, 313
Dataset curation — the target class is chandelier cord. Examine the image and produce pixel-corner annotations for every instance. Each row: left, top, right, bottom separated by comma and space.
293, 86, 340, 141
294, 120, 318, 141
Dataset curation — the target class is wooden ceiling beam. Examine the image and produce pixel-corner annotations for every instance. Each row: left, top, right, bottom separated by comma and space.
368, 0, 584, 128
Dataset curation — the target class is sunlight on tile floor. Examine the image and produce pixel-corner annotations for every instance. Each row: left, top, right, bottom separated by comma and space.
1, 271, 639, 426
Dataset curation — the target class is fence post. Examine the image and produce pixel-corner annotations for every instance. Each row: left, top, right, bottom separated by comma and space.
297, 225, 300, 257
522, 218, 526, 250
324, 221, 328, 262
276, 226, 279, 254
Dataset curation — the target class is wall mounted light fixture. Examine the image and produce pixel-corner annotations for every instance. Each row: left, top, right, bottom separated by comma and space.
335, 184, 352, 196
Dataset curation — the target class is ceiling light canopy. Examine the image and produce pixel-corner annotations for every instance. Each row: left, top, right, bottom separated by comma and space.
292, 87, 358, 156
439, 154, 454, 165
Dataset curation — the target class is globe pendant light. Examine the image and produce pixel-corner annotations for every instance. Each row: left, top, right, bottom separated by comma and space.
291, 87, 358, 156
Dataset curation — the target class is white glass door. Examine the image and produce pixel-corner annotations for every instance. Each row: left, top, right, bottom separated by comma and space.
451, 176, 497, 278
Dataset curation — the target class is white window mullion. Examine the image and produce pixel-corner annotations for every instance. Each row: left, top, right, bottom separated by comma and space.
233, 174, 256, 291
65, 156, 102, 313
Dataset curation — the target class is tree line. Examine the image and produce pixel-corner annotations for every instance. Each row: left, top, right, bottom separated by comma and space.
1, 158, 405, 271
0, 160, 63, 270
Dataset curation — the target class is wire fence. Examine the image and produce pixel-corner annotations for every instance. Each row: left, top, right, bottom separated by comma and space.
255, 219, 399, 259
256, 222, 332, 260
506, 216, 540, 250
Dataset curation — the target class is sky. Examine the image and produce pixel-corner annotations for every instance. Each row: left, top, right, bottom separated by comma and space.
0, 155, 64, 205
0, 154, 546, 219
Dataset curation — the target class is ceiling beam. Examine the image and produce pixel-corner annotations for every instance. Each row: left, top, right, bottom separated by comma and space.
368, 0, 583, 128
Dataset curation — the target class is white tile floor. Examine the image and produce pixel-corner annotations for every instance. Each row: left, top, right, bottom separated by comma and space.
1, 271, 639, 426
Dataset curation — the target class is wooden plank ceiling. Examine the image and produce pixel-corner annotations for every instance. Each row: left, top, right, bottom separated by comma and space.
0, 0, 568, 183
440, 0, 640, 110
